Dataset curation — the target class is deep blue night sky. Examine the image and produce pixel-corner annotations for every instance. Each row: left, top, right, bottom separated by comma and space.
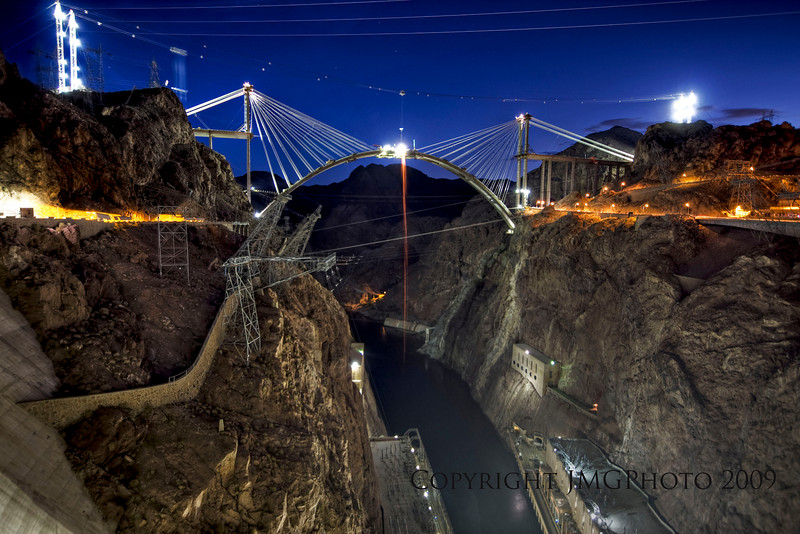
2, 0, 799, 183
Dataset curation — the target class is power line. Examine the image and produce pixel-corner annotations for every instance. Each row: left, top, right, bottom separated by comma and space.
312, 199, 472, 232
96, 1, 711, 24
314, 219, 504, 254
83, 0, 410, 10
0, 5, 54, 38
4, 23, 53, 52
135, 10, 800, 37
57, 2, 701, 106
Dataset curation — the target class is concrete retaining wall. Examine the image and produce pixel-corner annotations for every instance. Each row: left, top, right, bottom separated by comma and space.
20, 296, 235, 429
0, 289, 59, 402
0, 397, 109, 534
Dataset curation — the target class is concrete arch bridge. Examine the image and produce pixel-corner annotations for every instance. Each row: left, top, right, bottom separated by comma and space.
186, 84, 634, 233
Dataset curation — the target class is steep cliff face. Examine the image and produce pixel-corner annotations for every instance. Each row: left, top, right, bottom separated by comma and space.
0, 49, 249, 220
63, 276, 380, 533
396, 204, 799, 533
0, 222, 242, 395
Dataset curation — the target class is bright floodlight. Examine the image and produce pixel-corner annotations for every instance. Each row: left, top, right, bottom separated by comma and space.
671, 92, 698, 123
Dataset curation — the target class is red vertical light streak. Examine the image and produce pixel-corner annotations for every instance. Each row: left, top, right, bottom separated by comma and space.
401, 156, 408, 357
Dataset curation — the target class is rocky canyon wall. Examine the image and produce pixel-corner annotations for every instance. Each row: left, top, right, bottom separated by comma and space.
399, 202, 799, 534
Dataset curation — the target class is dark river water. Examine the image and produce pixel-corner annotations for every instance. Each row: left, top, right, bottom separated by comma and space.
351, 317, 540, 534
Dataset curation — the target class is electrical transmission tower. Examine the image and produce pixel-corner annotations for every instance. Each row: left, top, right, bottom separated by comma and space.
242, 195, 290, 260
278, 206, 321, 256
222, 197, 335, 365
149, 59, 160, 88
28, 48, 57, 90
726, 160, 756, 217
82, 46, 104, 92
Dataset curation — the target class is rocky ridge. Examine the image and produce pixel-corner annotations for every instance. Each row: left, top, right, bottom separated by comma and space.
632, 120, 800, 183
0, 49, 249, 220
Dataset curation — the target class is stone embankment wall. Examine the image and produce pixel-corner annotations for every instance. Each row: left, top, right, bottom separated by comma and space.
21, 296, 235, 429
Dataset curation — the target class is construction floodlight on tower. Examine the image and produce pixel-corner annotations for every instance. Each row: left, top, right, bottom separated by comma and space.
67, 10, 82, 91
54, 2, 68, 92
54, 1, 82, 92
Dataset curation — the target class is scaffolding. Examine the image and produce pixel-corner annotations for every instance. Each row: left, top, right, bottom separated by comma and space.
157, 206, 190, 284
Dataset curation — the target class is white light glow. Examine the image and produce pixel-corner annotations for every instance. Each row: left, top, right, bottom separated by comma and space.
671, 92, 698, 123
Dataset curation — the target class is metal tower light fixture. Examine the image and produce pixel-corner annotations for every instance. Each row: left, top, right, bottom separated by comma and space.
54, 2, 68, 93
67, 9, 82, 90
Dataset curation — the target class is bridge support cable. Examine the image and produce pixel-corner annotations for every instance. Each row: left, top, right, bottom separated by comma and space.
528, 117, 634, 161
245, 89, 372, 188
186, 88, 245, 116
250, 96, 289, 190
419, 120, 521, 204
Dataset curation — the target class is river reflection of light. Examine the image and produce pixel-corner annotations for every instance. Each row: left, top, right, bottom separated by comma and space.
511, 490, 528, 515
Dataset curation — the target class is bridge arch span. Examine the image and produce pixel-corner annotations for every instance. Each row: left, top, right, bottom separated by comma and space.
279, 150, 516, 232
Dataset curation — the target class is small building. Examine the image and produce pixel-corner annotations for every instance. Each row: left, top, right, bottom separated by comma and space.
350, 343, 364, 394
511, 343, 561, 397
